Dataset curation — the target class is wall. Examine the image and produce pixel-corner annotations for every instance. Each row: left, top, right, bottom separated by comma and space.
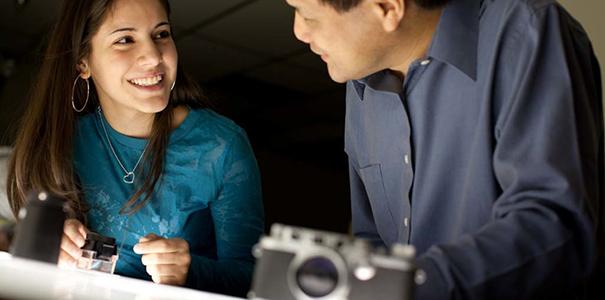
0, 60, 35, 146
559, 0, 605, 105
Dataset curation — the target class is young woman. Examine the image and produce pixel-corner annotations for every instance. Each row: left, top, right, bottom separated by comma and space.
6, 0, 263, 297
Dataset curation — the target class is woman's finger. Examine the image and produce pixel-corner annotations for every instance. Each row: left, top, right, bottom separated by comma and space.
141, 252, 191, 266
146, 264, 185, 277
58, 249, 77, 267
138, 233, 161, 243
60, 235, 83, 259
63, 219, 86, 247
151, 275, 179, 285
134, 238, 188, 254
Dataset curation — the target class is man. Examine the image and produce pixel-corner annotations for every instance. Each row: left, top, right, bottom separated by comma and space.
284, 0, 603, 299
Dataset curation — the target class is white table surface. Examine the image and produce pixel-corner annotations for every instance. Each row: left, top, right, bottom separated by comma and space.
0, 251, 243, 300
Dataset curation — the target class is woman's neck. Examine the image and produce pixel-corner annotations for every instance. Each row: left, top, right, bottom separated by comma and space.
98, 103, 190, 139
98, 104, 156, 139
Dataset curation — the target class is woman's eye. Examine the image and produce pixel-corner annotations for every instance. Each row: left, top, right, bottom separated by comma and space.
115, 36, 133, 45
155, 31, 171, 40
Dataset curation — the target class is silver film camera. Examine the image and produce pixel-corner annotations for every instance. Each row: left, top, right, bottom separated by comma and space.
249, 224, 420, 300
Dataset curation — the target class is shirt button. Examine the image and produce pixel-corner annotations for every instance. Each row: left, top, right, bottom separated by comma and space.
404, 218, 409, 227
404, 154, 410, 165
420, 59, 431, 66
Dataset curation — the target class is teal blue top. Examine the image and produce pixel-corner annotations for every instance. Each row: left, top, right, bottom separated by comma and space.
73, 107, 264, 297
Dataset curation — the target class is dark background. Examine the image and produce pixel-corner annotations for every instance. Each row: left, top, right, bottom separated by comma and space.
0, 0, 351, 233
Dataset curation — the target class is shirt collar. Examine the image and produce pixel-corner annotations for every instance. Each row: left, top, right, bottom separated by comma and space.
428, 0, 481, 81
352, 0, 482, 99
353, 70, 401, 100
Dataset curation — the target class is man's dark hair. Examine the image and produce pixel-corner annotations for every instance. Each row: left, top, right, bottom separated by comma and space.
319, 0, 450, 12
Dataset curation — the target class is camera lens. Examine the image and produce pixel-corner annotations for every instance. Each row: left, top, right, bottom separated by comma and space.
295, 256, 339, 298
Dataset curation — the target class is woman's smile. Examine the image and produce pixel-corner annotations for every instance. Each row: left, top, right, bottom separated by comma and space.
127, 74, 165, 91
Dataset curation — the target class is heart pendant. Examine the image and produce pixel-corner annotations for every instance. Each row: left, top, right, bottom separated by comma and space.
123, 172, 135, 184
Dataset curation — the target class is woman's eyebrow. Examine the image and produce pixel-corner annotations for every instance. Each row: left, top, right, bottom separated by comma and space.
155, 21, 170, 28
110, 27, 135, 35
109, 22, 170, 35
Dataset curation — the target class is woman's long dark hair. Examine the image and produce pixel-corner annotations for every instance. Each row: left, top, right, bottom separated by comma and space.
7, 0, 206, 220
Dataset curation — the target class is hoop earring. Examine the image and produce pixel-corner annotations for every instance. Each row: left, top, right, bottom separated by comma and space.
71, 76, 90, 113
170, 80, 176, 91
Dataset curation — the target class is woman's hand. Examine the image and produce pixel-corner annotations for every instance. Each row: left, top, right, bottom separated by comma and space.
58, 218, 87, 267
134, 233, 191, 286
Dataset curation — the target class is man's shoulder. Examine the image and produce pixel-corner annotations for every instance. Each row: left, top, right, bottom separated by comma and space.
479, 0, 587, 55
481, 0, 565, 32
483, 0, 573, 28
482, 0, 590, 50
485, 0, 558, 14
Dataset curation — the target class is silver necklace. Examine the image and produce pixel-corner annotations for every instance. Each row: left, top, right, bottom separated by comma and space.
96, 106, 147, 184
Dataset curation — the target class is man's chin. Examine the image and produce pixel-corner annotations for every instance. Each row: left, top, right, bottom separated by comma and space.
327, 65, 369, 83
327, 69, 351, 84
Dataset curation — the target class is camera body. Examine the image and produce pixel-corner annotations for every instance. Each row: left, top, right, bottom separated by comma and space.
249, 224, 418, 300
0, 219, 14, 252
76, 232, 118, 274
10, 191, 66, 264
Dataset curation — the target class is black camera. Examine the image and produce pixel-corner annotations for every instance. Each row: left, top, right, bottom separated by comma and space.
10, 191, 66, 264
76, 232, 118, 274
0, 219, 14, 252
249, 224, 420, 300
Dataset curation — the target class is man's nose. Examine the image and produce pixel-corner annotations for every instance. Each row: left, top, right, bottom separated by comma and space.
293, 13, 310, 44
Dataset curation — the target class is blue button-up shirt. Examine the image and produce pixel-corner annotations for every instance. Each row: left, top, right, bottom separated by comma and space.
345, 0, 603, 298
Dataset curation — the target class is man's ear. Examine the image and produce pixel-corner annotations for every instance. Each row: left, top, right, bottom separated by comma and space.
77, 59, 91, 79
369, 0, 405, 32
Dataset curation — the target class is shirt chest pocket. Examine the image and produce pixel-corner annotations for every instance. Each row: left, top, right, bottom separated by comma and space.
358, 164, 399, 245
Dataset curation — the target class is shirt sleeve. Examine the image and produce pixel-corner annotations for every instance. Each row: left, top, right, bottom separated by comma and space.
415, 5, 602, 300
185, 128, 264, 297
